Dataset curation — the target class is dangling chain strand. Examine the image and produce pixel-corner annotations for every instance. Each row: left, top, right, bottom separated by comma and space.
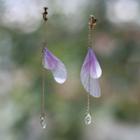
87, 15, 97, 113
41, 55, 45, 116
87, 93, 90, 113
85, 15, 97, 125
40, 7, 48, 129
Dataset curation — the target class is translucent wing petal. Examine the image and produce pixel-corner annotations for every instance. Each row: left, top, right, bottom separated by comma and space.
43, 47, 67, 84
52, 61, 67, 84
43, 48, 58, 70
80, 68, 101, 97
80, 48, 102, 97
89, 48, 102, 79
89, 78, 101, 97
83, 48, 102, 79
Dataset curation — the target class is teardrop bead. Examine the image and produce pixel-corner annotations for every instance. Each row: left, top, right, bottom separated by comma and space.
40, 115, 47, 129
84, 113, 92, 125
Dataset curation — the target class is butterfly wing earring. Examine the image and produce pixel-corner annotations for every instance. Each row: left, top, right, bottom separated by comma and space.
80, 15, 102, 125
40, 7, 67, 129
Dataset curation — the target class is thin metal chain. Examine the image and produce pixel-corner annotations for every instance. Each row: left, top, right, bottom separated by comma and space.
40, 6, 48, 118
86, 27, 92, 114
41, 48, 46, 117
41, 66, 45, 116
86, 93, 90, 113
88, 27, 94, 48
39, 5, 48, 129
86, 17, 95, 114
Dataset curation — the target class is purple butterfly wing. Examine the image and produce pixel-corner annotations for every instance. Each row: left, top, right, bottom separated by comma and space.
80, 48, 102, 97
43, 48, 67, 84
88, 48, 102, 79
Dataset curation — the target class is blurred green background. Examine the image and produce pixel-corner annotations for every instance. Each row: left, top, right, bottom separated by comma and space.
0, 0, 140, 140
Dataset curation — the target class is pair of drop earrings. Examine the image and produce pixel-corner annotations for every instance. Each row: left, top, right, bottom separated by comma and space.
40, 7, 102, 129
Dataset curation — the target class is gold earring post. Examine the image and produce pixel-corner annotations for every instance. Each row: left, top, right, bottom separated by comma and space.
88, 15, 97, 30
88, 15, 97, 48
43, 7, 48, 22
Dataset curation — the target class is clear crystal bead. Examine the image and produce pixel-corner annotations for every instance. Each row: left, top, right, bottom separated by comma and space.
40, 115, 47, 129
84, 113, 92, 125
